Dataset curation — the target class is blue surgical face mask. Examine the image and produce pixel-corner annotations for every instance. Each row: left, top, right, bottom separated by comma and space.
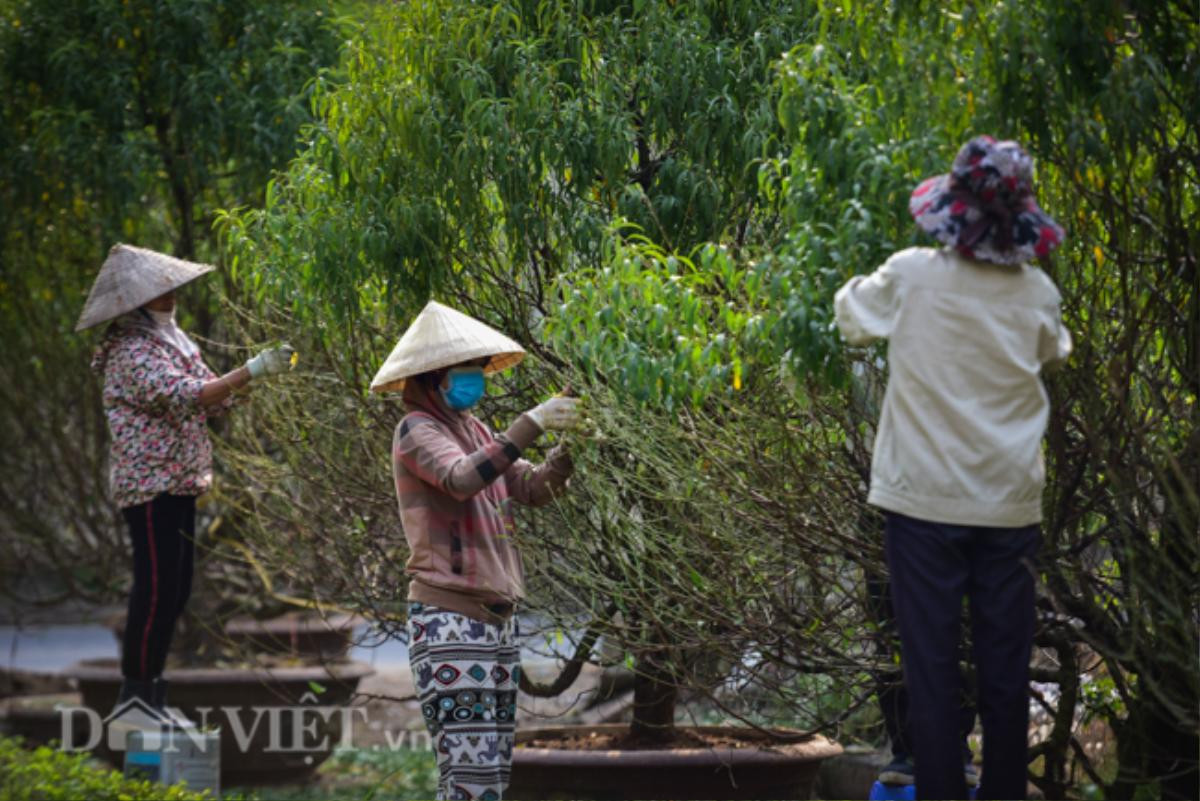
439, 367, 486, 411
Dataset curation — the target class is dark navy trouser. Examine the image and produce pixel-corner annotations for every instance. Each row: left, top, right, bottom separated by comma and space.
121, 493, 196, 680
885, 511, 1040, 800
867, 564, 976, 765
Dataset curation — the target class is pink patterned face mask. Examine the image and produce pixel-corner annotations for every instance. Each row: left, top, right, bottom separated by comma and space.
909, 136, 1064, 265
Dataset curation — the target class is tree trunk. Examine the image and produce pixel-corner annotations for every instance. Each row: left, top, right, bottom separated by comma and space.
629, 653, 678, 744
1111, 695, 1199, 801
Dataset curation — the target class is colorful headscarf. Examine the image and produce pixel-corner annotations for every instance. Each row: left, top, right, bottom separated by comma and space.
909, 136, 1064, 265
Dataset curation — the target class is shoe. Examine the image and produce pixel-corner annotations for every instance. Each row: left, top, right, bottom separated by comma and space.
106, 677, 162, 723
878, 755, 916, 786
150, 677, 196, 729
964, 762, 980, 788
115, 677, 155, 706
104, 678, 168, 749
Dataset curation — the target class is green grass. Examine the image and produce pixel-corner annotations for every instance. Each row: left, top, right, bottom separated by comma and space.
230, 747, 438, 801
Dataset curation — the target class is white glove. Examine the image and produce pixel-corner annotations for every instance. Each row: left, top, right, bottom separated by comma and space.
526, 396, 581, 432
245, 344, 295, 379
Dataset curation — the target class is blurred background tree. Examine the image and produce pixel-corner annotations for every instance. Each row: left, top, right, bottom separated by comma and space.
0, 0, 344, 623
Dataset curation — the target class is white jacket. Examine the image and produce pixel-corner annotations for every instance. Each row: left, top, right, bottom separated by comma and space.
835, 247, 1072, 526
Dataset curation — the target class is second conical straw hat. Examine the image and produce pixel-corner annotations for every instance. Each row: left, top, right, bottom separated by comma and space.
369, 300, 526, 393
75, 244, 215, 331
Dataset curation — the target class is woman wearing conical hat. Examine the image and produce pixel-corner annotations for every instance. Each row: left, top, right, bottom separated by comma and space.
371, 300, 581, 801
78, 244, 295, 724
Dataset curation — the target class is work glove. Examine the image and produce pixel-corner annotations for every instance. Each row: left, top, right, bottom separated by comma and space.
245, 344, 295, 379
525, 395, 582, 432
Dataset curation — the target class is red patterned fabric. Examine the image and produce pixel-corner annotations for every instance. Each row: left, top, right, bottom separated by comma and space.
910, 136, 1064, 265
92, 315, 228, 508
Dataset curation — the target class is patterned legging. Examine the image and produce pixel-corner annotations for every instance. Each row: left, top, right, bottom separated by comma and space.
408, 603, 520, 801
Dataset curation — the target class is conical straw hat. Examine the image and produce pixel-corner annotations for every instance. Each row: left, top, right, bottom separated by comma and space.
370, 300, 526, 393
75, 244, 215, 331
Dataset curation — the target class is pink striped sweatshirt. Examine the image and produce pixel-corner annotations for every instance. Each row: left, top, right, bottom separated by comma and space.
392, 380, 573, 623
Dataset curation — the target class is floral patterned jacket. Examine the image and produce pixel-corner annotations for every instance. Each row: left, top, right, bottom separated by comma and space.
92, 315, 231, 509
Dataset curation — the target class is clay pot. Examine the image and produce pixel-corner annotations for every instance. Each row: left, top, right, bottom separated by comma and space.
508, 723, 842, 800
0, 692, 86, 747
108, 612, 362, 661
223, 613, 362, 660
65, 658, 373, 785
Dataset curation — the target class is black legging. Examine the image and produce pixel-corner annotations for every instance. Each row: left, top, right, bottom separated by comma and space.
121, 493, 196, 680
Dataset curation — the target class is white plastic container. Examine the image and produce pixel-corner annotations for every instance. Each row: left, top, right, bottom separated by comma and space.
124, 727, 221, 796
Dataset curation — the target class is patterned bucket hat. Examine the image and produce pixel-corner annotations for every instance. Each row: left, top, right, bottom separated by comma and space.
909, 136, 1064, 265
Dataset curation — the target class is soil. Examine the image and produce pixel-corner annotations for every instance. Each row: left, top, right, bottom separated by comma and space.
518, 727, 785, 752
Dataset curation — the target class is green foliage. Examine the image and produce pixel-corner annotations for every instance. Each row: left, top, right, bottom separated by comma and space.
547, 228, 769, 409
545, 4, 973, 397
220, 0, 805, 335
0, 737, 219, 801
